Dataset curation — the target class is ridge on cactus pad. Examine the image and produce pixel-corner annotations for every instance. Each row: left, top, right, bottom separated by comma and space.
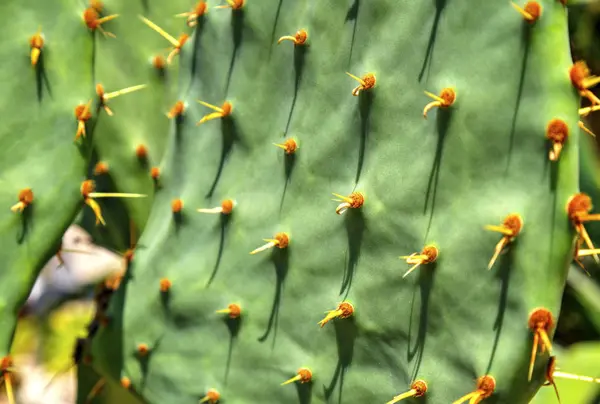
84, 0, 583, 402
88, 0, 191, 231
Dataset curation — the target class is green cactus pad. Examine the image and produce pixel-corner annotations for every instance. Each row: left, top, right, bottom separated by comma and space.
90, 0, 582, 403
0, 0, 93, 356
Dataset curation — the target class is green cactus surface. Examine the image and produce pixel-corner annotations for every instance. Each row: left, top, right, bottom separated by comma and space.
83, 0, 589, 403
2, 0, 598, 403
0, 0, 93, 358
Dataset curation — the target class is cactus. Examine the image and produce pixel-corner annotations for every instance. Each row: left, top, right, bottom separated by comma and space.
0, 2, 95, 398
4, 0, 600, 403
0, 0, 175, 401
83, 0, 585, 402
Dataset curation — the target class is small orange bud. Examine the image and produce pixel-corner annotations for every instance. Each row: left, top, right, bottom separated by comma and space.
137, 343, 149, 356
277, 29, 308, 46
153, 55, 166, 70
200, 388, 221, 403
399, 245, 438, 278
29, 29, 44, 66
81, 180, 96, 198
196, 101, 232, 125
249, 232, 289, 255
423, 88, 456, 118
197, 199, 236, 215
74, 101, 93, 141
75, 103, 92, 121
281, 368, 313, 386
150, 167, 160, 180
386, 380, 428, 403
273, 138, 299, 154
160, 278, 171, 292
546, 119, 569, 161
332, 192, 364, 215
216, 303, 241, 319
527, 308, 555, 381
168, 101, 185, 119
221, 199, 234, 214
318, 302, 354, 328
346, 72, 376, 96
172, 199, 183, 213
511, 1, 542, 23
83, 7, 118, 38
94, 162, 109, 175
121, 376, 131, 389
484, 213, 524, 270
136, 145, 148, 159
570, 61, 590, 90
194, 1, 208, 16
10, 188, 34, 213
569, 61, 600, 106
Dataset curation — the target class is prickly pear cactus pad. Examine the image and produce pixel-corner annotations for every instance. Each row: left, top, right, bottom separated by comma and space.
92, 0, 583, 403
0, 1, 92, 357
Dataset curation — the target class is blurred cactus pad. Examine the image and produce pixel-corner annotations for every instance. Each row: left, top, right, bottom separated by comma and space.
3, 0, 600, 403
